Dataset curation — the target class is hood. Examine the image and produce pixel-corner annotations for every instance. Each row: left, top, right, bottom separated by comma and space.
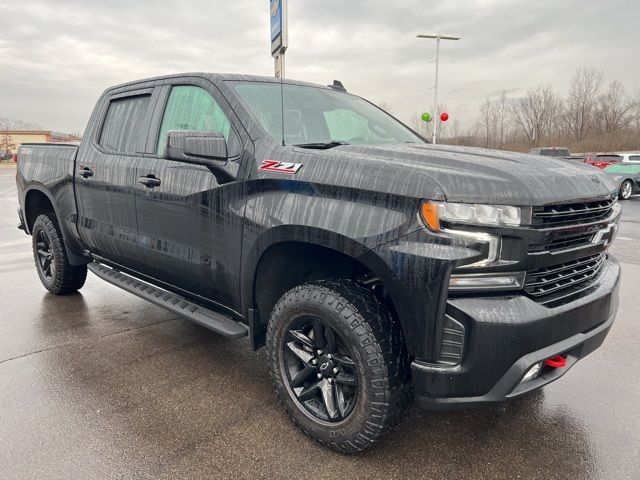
292, 143, 617, 206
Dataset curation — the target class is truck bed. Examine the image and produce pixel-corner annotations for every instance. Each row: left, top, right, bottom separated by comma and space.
18, 143, 79, 181
16, 142, 83, 261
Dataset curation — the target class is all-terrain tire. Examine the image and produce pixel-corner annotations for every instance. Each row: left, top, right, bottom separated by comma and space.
31, 213, 87, 294
266, 279, 411, 453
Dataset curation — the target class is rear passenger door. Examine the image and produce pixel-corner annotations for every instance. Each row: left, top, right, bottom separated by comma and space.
133, 82, 243, 298
75, 88, 157, 269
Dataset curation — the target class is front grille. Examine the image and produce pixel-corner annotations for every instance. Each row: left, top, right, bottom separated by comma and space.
524, 253, 606, 297
532, 197, 616, 228
528, 231, 595, 254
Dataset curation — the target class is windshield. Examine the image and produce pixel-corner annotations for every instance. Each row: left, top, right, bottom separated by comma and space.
230, 81, 424, 146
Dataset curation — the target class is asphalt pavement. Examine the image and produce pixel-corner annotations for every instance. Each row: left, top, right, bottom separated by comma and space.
0, 164, 638, 479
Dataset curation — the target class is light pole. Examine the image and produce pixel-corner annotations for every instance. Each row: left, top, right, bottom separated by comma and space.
417, 33, 460, 144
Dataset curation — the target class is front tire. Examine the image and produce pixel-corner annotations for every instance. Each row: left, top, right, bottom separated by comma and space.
620, 180, 633, 200
266, 280, 411, 453
32, 213, 87, 294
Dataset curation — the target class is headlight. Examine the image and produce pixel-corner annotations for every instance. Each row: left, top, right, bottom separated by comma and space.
420, 201, 527, 231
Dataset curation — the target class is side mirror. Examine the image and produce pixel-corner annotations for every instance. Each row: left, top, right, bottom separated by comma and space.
165, 130, 228, 166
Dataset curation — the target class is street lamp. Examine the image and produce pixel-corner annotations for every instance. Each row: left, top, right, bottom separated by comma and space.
417, 33, 461, 144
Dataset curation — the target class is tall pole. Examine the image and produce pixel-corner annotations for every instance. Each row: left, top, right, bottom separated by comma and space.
271, 0, 288, 78
274, 54, 285, 78
432, 36, 440, 144
416, 33, 460, 145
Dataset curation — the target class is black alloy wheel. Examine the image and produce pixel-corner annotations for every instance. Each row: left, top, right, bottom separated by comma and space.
281, 316, 358, 422
31, 213, 87, 294
267, 280, 411, 453
35, 229, 55, 281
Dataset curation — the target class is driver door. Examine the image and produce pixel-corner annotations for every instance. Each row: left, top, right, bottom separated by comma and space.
134, 82, 242, 298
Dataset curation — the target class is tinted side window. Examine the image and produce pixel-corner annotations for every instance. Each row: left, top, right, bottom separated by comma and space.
629, 156, 640, 162
157, 86, 238, 156
100, 95, 151, 154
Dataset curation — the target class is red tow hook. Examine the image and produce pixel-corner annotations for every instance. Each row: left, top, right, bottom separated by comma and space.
544, 355, 567, 368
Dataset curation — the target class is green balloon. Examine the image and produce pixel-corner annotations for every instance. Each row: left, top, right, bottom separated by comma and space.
421, 112, 432, 122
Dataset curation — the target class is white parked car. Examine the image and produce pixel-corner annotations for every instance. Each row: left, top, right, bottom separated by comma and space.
616, 152, 640, 164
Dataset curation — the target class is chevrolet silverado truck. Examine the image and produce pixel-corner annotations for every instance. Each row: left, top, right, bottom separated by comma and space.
16, 73, 621, 453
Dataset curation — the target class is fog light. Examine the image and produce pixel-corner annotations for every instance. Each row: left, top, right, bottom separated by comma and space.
521, 362, 542, 383
449, 272, 525, 291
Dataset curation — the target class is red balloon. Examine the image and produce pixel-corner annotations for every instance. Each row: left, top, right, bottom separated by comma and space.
440, 112, 449, 122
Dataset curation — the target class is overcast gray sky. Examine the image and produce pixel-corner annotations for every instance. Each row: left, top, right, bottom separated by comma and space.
0, 0, 638, 133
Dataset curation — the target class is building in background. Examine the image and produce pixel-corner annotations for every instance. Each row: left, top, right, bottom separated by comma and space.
0, 130, 81, 158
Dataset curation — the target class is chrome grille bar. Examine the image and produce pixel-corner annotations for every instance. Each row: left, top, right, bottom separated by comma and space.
524, 253, 606, 297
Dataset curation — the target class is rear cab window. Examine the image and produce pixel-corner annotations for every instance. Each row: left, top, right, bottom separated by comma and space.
99, 95, 151, 153
539, 149, 569, 157
596, 155, 621, 162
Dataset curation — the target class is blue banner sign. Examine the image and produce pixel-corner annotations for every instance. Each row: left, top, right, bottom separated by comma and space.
270, 0, 287, 55
271, 0, 282, 42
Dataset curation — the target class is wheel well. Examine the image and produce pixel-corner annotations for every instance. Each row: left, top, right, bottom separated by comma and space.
252, 242, 400, 348
25, 190, 55, 231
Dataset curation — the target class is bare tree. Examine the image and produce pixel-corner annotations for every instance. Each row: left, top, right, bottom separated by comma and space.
633, 90, 640, 133
436, 103, 450, 139
510, 84, 559, 147
564, 67, 603, 143
411, 113, 430, 138
468, 70, 640, 152
496, 91, 509, 149
450, 119, 461, 140
0, 119, 16, 154
0, 117, 42, 130
478, 98, 495, 148
597, 81, 635, 135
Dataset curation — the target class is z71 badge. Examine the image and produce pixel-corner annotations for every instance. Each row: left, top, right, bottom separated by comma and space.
258, 160, 303, 175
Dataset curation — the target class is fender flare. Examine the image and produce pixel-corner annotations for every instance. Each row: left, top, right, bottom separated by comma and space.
22, 185, 90, 266
240, 224, 405, 322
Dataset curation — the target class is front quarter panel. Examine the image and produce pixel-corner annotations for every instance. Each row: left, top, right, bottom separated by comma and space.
238, 140, 450, 349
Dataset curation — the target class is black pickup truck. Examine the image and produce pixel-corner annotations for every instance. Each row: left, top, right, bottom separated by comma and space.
16, 73, 621, 452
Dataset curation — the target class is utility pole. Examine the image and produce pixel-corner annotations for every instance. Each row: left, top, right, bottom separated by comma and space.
270, 0, 288, 78
274, 54, 285, 79
417, 33, 460, 144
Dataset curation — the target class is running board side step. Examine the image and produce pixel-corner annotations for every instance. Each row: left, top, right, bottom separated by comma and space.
88, 262, 248, 338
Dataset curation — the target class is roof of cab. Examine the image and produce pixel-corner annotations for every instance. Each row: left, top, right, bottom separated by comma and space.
105, 72, 334, 94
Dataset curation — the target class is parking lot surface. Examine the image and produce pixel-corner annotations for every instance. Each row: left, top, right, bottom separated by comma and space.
0, 165, 638, 479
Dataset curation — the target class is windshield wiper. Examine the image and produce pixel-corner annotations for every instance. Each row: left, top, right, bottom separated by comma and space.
293, 141, 349, 150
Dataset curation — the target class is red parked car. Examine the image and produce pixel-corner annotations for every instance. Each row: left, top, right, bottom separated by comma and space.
584, 153, 622, 169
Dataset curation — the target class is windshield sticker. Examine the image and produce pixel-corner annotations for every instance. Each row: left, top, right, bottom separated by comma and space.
259, 159, 303, 175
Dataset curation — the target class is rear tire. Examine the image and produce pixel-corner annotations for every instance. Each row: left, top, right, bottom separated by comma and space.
32, 213, 87, 295
266, 279, 411, 453
620, 180, 633, 200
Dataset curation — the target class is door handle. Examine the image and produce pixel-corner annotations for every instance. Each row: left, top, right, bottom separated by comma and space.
138, 176, 161, 188
77, 166, 93, 178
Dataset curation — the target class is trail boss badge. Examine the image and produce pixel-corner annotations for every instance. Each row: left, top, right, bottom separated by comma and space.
259, 159, 303, 175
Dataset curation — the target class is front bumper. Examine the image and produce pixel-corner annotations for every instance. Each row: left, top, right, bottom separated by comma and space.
413, 256, 620, 410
